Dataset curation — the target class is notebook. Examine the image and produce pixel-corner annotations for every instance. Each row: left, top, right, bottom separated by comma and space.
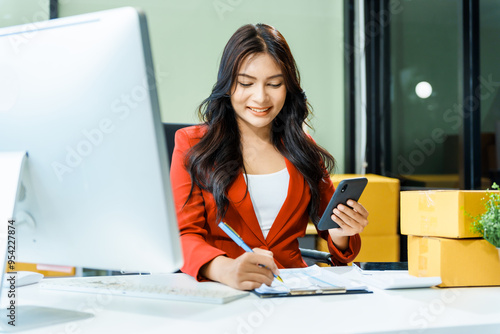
253, 265, 371, 298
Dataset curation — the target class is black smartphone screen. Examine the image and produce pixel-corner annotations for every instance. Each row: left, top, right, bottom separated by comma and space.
316, 177, 368, 231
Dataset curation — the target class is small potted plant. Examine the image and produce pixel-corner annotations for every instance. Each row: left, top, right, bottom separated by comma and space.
470, 183, 500, 259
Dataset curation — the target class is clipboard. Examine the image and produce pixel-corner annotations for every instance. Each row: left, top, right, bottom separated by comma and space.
252, 287, 372, 298
252, 265, 372, 298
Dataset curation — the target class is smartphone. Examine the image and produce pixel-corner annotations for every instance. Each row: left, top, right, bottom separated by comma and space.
316, 177, 368, 231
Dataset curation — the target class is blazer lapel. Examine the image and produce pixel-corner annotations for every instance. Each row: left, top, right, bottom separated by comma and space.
226, 172, 266, 245
265, 158, 305, 244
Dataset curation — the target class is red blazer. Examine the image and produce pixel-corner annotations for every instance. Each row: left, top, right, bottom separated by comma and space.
170, 125, 361, 280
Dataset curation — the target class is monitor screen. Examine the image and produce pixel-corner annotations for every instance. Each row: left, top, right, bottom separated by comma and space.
0, 7, 183, 274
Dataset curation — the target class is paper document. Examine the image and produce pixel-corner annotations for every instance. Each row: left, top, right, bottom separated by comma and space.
255, 265, 366, 296
351, 264, 441, 289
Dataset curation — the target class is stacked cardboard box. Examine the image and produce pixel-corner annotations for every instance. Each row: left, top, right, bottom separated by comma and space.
401, 190, 500, 287
317, 174, 400, 262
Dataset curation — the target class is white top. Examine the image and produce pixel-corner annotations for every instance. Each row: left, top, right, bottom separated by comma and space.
245, 168, 289, 239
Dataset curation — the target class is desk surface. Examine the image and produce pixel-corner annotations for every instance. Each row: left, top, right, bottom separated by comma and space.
7, 267, 500, 334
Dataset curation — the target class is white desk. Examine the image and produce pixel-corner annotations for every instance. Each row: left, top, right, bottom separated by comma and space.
9, 267, 500, 334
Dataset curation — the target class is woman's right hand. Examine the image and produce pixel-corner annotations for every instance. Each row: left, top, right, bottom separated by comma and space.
201, 248, 280, 290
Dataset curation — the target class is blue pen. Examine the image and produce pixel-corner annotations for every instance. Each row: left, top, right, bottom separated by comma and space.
218, 222, 283, 283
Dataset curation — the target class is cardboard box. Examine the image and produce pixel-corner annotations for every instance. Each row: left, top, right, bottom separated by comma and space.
6, 262, 75, 277
408, 236, 500, 287
331, 174, 400, 236
355, 235, 400, 262
317, 234, 399, 262
400, 190, 494, 238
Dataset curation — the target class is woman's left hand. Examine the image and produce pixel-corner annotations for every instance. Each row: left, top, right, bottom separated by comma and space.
328, 200, 369, 250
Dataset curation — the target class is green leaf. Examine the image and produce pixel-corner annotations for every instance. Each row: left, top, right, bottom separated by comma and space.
468, 183, 500, 248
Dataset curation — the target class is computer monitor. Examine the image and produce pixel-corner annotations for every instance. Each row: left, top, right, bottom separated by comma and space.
0, 7, 183, 326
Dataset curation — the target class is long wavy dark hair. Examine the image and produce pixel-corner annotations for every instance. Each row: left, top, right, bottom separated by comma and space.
185, 23, 335, 223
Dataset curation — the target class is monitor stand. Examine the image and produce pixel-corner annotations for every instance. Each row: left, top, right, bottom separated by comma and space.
0, 152, 93, 332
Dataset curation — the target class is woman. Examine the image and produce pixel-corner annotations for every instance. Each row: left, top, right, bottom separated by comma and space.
170, 23, 368, 290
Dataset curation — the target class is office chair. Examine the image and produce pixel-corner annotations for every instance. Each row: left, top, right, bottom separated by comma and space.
163, 122, 334, 266
163, 123, 195, 165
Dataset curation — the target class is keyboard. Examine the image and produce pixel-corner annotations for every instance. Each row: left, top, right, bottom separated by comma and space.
40, 274, 249, 304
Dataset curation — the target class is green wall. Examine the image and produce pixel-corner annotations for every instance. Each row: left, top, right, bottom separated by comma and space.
0, 0, 344, 171
0, 0, 49, 27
